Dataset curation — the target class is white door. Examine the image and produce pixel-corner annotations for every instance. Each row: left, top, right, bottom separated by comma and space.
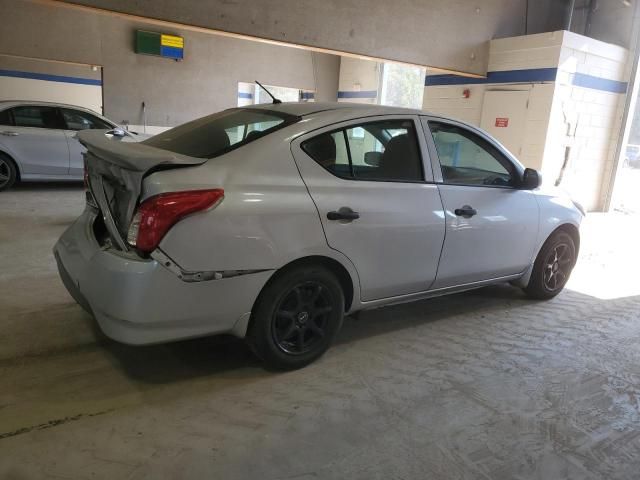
423, 118, 539, 288
0, 105, 70, 176
480, 90, 529, 158
292, 116, 446, 301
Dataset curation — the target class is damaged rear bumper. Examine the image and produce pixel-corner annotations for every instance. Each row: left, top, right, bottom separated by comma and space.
53, 207, 272, 344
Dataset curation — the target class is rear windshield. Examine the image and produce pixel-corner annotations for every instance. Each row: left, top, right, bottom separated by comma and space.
143, 108, 299, 158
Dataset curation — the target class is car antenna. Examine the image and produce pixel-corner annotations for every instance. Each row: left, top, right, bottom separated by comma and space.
255, 80, 282, 104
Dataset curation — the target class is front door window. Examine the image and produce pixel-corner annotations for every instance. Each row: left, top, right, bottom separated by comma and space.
428, 121, 515, 187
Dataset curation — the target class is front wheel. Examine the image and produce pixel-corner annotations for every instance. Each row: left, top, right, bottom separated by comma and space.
247, 265, 345, 370
524, 231, 576, 300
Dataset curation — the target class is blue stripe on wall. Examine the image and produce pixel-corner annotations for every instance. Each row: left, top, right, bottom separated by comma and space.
300, 92, 315, 100
338, 90, 378, 99
426, 67, 628, 94
425, 68, 558, 86
572, 73, 627, 93
0, 69, 102, 86
237, 92, 253, 99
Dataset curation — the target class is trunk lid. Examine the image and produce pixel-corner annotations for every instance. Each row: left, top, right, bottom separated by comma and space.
78, 129, 207, 251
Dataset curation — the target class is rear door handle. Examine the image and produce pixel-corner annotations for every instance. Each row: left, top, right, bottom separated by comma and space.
327, 207, 360, 221
454, 205, 477, 218
0, 131, 19, 136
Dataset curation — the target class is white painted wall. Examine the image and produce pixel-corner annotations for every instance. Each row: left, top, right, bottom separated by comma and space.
337, 58, 380, 104
423, 84, 487, 125
423, 30, 630, 211
0, 56, 103, 114
0, 77, 103, 114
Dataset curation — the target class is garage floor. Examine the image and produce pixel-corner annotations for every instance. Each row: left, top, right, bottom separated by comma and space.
2, 185, 640, 479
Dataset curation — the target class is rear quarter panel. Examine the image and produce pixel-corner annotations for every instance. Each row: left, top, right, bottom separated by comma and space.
143, 131, 358, 280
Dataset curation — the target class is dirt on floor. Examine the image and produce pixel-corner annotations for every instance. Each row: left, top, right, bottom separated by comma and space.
1, 184, 640, 479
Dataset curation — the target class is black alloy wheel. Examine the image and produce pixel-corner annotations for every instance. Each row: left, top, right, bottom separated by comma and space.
524, 230, 576, 299
271, 282, 334, 355
542, 242, 573, 292
0, 155, 17, 191
247, 265, 345, 370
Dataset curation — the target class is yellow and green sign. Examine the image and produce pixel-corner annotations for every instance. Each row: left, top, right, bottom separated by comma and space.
135, 30, 184, 60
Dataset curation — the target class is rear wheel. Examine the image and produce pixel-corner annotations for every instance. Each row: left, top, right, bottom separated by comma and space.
524, 231, 576, 299
0, 154, 17, 191
247, 265, 344, 370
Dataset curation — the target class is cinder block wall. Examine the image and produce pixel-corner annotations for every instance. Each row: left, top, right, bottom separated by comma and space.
545, 32, 628, 211
423, 31, 630, 211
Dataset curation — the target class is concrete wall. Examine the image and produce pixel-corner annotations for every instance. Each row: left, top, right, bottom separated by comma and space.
569, 0, 637, 49
62, 0, 534, 76
526, 0, 571, 35
0, 0, 340, 129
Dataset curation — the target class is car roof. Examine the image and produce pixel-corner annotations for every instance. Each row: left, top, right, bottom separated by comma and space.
247, 101, 425, 118
0, 100, 103, 115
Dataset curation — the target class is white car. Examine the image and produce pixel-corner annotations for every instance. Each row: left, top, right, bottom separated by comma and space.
0, 100, 144, 190
54, 102, 584, 369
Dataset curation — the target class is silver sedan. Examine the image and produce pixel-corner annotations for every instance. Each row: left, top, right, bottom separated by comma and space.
54, 102, 584, 369
0, 100, 143, 190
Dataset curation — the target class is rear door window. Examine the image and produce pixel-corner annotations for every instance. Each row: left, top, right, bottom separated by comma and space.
11, 106, 65, 129
302, 119, 424, 182
144, 108, 299, 158
302, 131, 350, 177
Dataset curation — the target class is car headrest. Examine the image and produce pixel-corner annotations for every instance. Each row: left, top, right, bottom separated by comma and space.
379, 134, 421, 180
304, 133, 336, 165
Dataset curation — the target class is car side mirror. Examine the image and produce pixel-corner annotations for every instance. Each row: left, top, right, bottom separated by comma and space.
364, 151, 383, 166
521, 168, 541, 190
106, 128, 126, 139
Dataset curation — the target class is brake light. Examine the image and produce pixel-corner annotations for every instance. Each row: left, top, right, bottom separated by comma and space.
128, 189, 224, 253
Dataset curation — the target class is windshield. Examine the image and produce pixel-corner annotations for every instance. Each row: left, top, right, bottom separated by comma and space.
143, 108, 299, 158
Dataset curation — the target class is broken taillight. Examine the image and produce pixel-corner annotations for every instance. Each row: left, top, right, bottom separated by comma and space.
127, 189, 224, 253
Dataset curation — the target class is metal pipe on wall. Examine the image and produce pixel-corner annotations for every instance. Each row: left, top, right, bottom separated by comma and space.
567, 0, 577, 30
585, 0, 596, 36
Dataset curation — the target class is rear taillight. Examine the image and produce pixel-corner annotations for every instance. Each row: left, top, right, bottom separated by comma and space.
127, 189, 224, 253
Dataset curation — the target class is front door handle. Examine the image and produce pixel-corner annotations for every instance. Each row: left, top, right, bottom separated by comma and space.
454, 205, 477, 218
327, 207, 360, 221
0, 131, 19, 136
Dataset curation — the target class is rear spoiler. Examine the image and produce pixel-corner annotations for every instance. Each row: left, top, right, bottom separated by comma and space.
77, 129, 206, 172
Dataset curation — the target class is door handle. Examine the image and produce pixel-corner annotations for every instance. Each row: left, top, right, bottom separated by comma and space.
454, 205, 477, 218
0, 131, 19, 136
327, 207, 360, 221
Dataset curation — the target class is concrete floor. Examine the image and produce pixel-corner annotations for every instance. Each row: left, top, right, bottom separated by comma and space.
2, 184, 640, 479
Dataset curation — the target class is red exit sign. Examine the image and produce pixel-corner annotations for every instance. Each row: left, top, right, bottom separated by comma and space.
495, 117, 509, 127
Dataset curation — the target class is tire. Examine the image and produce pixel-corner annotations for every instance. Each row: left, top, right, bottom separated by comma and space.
247, 264, 345, 370
524, 231, 576, 300
0, 154, 17, 191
